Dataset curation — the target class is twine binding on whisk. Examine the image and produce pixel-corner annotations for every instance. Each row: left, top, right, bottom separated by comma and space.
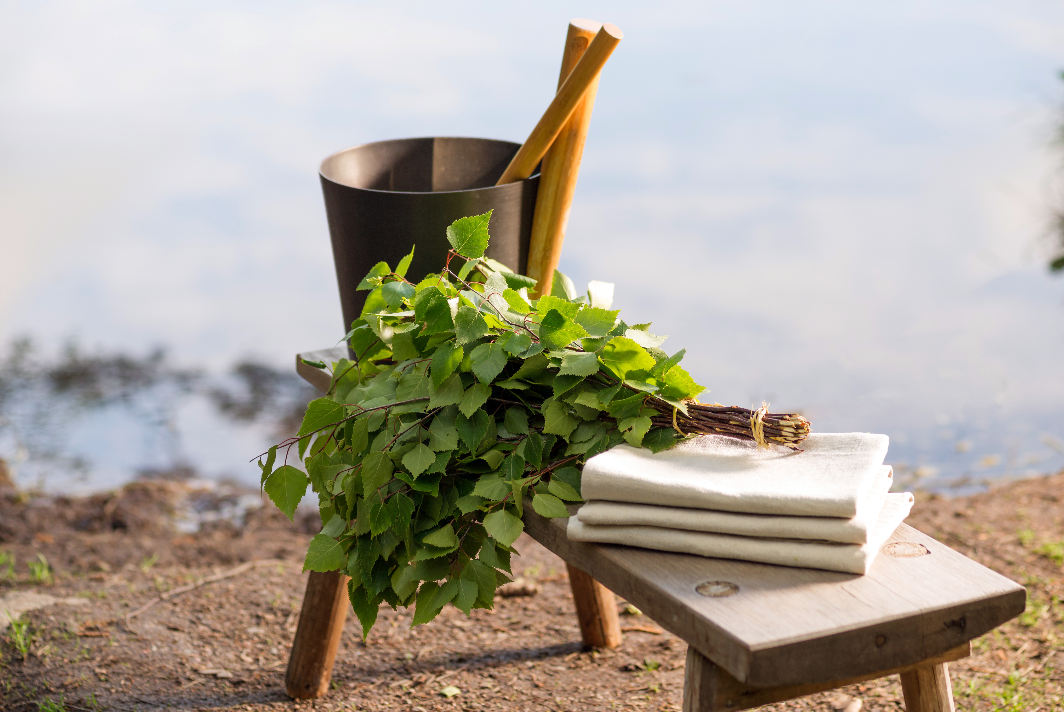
750, 401, 770, 449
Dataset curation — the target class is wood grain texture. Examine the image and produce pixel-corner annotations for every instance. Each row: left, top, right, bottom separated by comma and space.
526, 19, 602, 295
523, 503, 1024, 688
682, 643, 969, 711
900, 663, 956, 712
495, 23, 621, 186
285, 570, 351, 699
567, 563, 623, 648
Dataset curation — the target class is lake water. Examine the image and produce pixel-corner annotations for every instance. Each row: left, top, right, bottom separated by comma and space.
2, 2, 1064, 496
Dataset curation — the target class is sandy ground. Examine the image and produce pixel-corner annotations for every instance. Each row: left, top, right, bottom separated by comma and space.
0, 472, 1062, 712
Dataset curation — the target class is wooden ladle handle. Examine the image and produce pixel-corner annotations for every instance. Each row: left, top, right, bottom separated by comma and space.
495, 22, 622, 187
525, 18, 603, 294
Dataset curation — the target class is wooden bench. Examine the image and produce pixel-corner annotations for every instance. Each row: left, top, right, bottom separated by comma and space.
286, 347, 1026, 711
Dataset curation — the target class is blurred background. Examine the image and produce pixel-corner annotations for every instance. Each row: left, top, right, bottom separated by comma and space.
2, 1, 1064, 495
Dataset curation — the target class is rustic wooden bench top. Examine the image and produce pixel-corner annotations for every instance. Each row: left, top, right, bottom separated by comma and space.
295, 347, 1025, 696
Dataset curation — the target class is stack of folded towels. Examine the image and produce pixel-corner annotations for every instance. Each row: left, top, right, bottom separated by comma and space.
566, 433, 913, 575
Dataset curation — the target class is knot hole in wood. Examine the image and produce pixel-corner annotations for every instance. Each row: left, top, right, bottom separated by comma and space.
696, 581, 739, 598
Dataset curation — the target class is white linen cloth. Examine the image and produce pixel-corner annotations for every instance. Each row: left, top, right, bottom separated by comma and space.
566, 493, 915, 575
575, 466, 894, 545
581, 433, 889, 518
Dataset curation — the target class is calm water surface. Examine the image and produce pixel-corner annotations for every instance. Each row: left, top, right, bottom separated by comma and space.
2, 2, 1063, 494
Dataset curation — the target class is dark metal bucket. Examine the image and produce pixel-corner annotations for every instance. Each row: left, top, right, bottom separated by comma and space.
319, 137, 540, 331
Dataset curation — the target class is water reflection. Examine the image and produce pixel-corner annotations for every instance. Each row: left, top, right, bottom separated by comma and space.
0, 339, 315, 494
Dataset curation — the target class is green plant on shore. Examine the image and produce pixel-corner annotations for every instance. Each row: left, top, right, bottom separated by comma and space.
1036, 541, 1064, 567
37, 695, 66, 712
7, 616, 31, 659
28, 554, 51, 584
0, 551, 14, 580
257, 211, 809, 637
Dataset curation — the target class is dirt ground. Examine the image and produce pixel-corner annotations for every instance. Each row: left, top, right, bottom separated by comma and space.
1, 471, 1062, 712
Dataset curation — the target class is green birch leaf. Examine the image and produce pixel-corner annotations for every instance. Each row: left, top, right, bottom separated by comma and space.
625, 328, 668, 349
511, 353, 548, 380
361, 452, 394, 498
483, 509, 524, 547
414, 287, 454, 335
643, 427, 682, 453
446, 211, 492, 259
456, 410, 491, 453
551, 374, 584, 397
473, 473, 510, 500
402, 443, 436, 477
259, 445, 277, 488
470, 342, 508, 383
429, 373, 465, 409
542, 400, 579, 438
503, 288, 531, 314
531, 493, 570, 518
558, 351, 600, 377
503, 407, 529, 435
396, 365, 432, 401
621, 415, 654, 447
381, 280, 415, 308
357, 262, 390, 290
348, 418, 369, 455
548, 478, 582, 502
502, 332, 532, 355
516, 431, 543, 469
479, 448, 506, 470
428, 414, 459, 451
297, 398, 346, 437
432, 579, 460, 610
390, 331, 420, 361
502, 272, 537, 291
264, 466, 308, 521
348, 581, 381, 639
422, 523, 459, 548
550, 269, 578, 300
303, 534, 346, 572
500, 452, 525, 481
538, 310, 588, 350
411, 582, 443, 626
453, 578, 478, 615
459, 382, 492, 418
536, 295, 581, 319
430, 342, 463, 388
457, 494, 487, 514
455, 306, 490, 345
321, 513, 346, 538
395, 246, 415, 277
361, 286, 389, 317
391, 562, 419, 601
660, 364, 706, 401
467, 559, 498, 606
651, 348, 686, 378
599, 336, 657, 381
575, 307, 621, 337
607, 393, 646, 420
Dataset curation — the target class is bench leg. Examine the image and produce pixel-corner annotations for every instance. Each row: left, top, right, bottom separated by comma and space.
900, 662, 955, 712
566, 563, 622, 649
285, 570, 350, 699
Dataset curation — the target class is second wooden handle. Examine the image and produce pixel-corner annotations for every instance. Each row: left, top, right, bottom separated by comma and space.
496, 22, 622, 187
526, 19, 602, 294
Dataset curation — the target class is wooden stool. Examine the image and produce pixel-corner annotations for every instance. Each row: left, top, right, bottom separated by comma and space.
288, 348, 1026, 710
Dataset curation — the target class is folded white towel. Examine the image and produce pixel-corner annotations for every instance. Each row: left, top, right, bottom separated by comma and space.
576, 466, 893, 545
566, 493, 915, 575
581, 433, 889, 518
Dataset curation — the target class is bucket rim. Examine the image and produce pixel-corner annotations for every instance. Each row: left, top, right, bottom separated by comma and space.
318, 136, 539, 195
